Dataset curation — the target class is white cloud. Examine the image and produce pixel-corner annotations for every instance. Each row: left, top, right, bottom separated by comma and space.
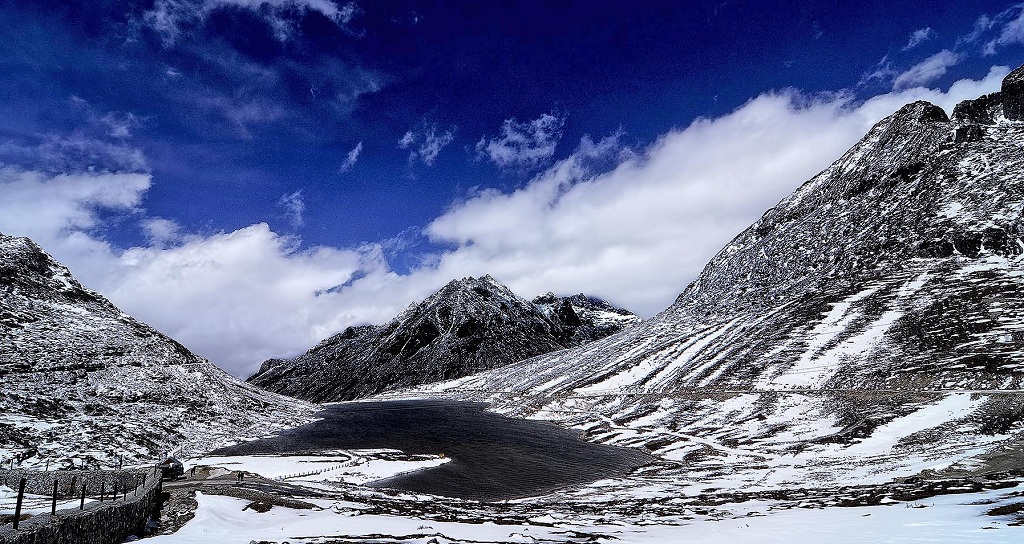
0, 66, 1007, 379
278, 190, 306, 228
476, 112, 565, 170
339, 141, 362, 172
859, 56, 897, 86
985, 6, 1024, 54
145, 0, 359, 44
421, 66, 1008, 315
957, 4, 1024, 54
141, 217, 184, 247
892, 50, 963, 90
961, 14, 995, 46
0, 168, 153, 288
0, 135, 149, 174
99, 112, 143, 139
0, 168, 396, 377
903, 27, 936, 50
398, 125, 455, 166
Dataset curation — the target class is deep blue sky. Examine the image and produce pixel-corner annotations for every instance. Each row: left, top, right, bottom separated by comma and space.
2, 0, 1020, 270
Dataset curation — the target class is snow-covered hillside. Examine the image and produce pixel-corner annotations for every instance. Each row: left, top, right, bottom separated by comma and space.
248, 275, 639, 402
0, 234, 315, 469
398, 66, 1024, 494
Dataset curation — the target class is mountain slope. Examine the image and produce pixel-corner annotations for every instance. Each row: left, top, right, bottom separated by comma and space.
403, 67, 1024, 494
248, 275, 639, 402
0, 233, 314, 468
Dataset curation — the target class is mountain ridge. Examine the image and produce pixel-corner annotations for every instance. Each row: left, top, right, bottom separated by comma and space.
247, 274, 639, 402
0, 233, 315, 468
391, 65, 1024, 495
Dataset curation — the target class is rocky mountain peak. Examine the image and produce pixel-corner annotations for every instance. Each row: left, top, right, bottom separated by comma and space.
0, 233, 93, 303
951, 92, 1002, 125
431, 274, 518, 304
248, 276, 639, 402
894, 100, 949, 124
953, 65, 1024, 124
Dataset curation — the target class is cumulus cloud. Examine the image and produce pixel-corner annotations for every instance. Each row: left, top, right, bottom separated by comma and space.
109, 225, 384, 372
278, 190, 306, 228
419, 66, 1008, 315
145, 0, 359, 44
141, 217, 184, 247
0, 66, 1006, 378
476, 112, 565, 170
339, 141, 362, 172
892, 50, 963, 90
0, 167, 398, 376
903, 27, 936, 50
398, 125, 455, 166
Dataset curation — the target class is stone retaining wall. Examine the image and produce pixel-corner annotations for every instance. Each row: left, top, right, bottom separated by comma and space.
0, 468, 161, 544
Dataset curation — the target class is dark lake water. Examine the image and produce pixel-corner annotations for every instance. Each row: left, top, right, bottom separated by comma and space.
213, 400, 652, 501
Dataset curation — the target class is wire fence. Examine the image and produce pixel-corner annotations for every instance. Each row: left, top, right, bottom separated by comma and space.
0, 467, 159, 530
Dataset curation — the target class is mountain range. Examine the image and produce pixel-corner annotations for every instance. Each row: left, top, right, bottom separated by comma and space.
394, 65, 1024, 494
247, 275, 638, 402
5, 65, 1024, 493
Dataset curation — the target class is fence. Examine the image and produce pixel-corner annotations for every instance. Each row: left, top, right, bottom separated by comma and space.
0, 467, 162, 544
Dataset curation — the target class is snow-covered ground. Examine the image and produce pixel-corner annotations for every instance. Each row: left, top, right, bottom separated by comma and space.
187, 449, 450, 486
147, 484, 1024, 543
0, 484, 92, 515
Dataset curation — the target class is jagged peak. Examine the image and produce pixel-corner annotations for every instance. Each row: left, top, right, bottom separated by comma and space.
951, 92, 1002, 125
0, 231, 92, 300
891, 100, 949, 124
1003, 63, 1024, 88
532, 292, 559, 304
435, 274, 515, 298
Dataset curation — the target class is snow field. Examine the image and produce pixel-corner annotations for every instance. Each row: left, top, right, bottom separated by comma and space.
145, 485, 1024, 543
187, 449, 450, 486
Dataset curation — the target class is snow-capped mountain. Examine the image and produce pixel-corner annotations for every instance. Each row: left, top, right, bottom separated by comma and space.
532, 292, 641, 347
0, 233, 314, 469
403, 66, 1024, 493
248, 275, 639, 402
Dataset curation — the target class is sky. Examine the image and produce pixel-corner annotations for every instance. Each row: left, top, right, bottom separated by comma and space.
1, 0, 1024, 377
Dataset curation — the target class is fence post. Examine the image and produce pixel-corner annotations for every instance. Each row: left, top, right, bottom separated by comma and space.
80, 484, 86, 510
12, 477, 26, 530
51, 479, 58, 515
100, 482, 105, 502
